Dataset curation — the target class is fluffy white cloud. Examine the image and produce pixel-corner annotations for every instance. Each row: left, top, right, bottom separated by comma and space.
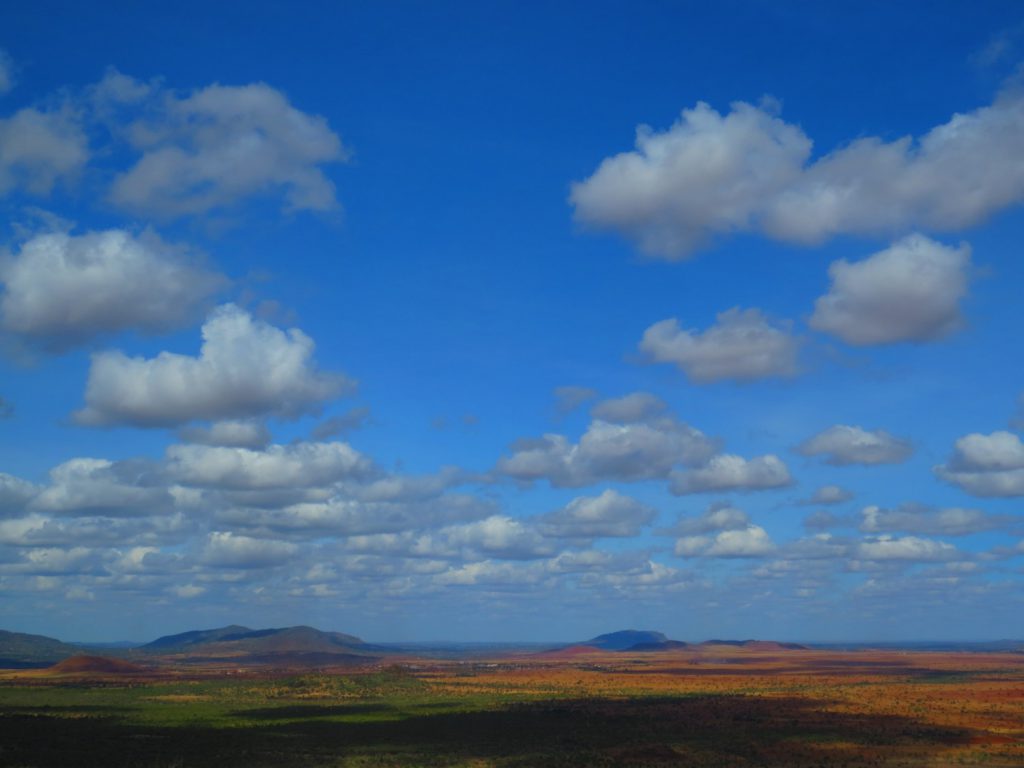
579, 558, 692, 592
538, 489, 655, 538
433, 559, 549, 587
223, 492, 492, 537
764, 88, 1024, 243
1, 546, 102, 575
590, 392, 667, 423
0, 104, 88, 197
0, 229, 225, 350
200, 531, 297, 569
74, 304, 350, 427
802, 484, 854, 505
167, 441, 372, 490
571, 99, 810, 257
0, 512, 192, 549
639, 308, 799, 383
798, 425, 913, 466
108, 79, 346, 218
0, 472, 37, 512
860, 504, 1008, 537
667, 502, 750, 535
856, 535, 958, 562
349, 469, 460, 503
428, 516, 556, 560
810, 235, 971, 345
347, 515, 557, 561
670, 454, 792, 495
177, 420, 271, 449
30, 458, 173, 517
495, 416, 719, 488
676, 524, 775, 558
572, 87, 1024, 258
944, 430, 1024, 470
935, 431, 1024, 497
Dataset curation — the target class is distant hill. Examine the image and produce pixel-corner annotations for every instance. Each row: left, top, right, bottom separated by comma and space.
577, 632, 810, 653
701, 640, 809, 651
0, 629, 85, 668
141, 625, 372, 660
585, 630, 669, 651
142, 625, 257, 650
629, 640, 690, 652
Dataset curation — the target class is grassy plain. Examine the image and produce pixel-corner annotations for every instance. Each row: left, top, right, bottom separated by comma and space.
0, 646, 1022, 767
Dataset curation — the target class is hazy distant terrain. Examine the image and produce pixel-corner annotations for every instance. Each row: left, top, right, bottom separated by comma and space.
1, 628, 1022, 767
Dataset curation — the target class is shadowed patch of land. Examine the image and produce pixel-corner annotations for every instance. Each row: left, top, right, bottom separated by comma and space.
0, 693, 984, 767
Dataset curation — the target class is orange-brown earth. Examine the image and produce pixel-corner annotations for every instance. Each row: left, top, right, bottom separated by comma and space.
45, 655, 150, 676
416, 645, 1024, 765
1, 644, 1022, 766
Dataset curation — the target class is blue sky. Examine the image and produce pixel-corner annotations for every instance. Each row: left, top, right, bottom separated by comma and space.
0, 1, 1023, 643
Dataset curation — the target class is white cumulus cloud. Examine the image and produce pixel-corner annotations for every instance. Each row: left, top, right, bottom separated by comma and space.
798, 425, 913, 466
571, 99, 810, 257
538, 489, 656, 538
639, 308, 799, 383
802, 484, 854, 505
0, 104, 88, 197
935, 430, 1024, 497
30, 458, 173, 517
676, 524, 775, 558
590, 392, 667, 423
572, 86, 1024, 258
666, 502, 751, 535
0, 472, 37, 512
670, 454, 792, 495
856, 535, 958, 562
495, 416, 719, 488
200, 531, 297, 569
74, 304, 350, 427
860, 503, 1008, 537
177, 420, 271, 449
109, 79, 347, 218
810, 235, 971, 345
0, 229, 225, 350
167, 441, 372, 490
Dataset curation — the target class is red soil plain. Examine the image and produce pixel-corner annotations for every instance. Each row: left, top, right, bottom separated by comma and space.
2, 643, 1022, 766
403, 644, 1024, 765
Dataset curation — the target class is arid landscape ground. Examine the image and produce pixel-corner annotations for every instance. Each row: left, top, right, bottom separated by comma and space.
1, 641, 1022, 767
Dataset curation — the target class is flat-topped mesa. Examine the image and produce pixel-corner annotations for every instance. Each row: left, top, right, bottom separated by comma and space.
585, 630, 670, 650
700, 639, 810, 651
576, 631, 810, 653
141, 625, 367, 655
